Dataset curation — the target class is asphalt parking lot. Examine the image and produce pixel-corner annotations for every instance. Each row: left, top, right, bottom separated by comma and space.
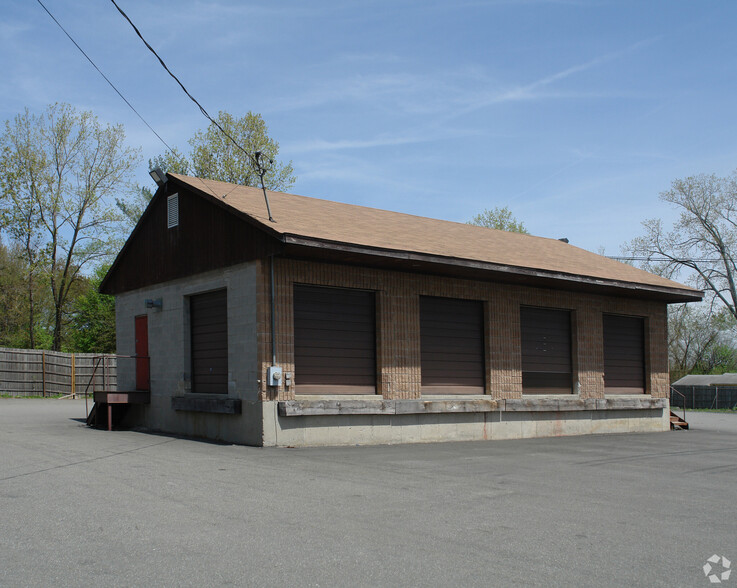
1, 400, 735, 587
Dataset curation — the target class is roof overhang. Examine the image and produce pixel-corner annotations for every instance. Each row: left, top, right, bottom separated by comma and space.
101, 173, 703, 303
281, 235, 703, 303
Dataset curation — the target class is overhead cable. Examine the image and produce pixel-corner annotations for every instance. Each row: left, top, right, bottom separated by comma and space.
108, 0, 259, 169
109, 0, 276, 219
35, 0, 175, 154
608, 257, 727, 263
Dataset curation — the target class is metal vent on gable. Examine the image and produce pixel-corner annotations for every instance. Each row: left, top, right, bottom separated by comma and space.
167, 193, 179, 228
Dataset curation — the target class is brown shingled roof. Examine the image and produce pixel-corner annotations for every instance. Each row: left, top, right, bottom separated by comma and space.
169, 173, 701, 301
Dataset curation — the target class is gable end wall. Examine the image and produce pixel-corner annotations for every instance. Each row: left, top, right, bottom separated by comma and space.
103, 184, 279, 294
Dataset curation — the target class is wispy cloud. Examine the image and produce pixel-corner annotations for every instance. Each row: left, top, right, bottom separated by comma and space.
268, 72, 450, 114
421, 0, 603, 9
269, 36, 657, 124
508, 155, 591, 203
273, 38, 659, 160
297, 158, 448, 201
284, 127, 480, 154
0, 20, 33, 41
169, 1, 319, 23
445, 37, 660, 121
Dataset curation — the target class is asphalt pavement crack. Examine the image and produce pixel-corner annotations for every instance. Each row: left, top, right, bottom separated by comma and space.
0, 438, 177, 482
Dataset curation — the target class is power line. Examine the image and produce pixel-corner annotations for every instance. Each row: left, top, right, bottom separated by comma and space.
609, 257, 727, 263
35, 0, 175, 154
108, 0, 259, 170
108, 0, 276, 219
35, 0, 239, 210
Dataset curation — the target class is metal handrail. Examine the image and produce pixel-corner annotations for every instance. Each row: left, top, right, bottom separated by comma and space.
83, 354, 150, 421
83, 356, 103, 418
669, 386, 687, 423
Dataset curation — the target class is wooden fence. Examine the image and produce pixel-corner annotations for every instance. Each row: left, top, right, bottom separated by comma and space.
0, 347, 117, 397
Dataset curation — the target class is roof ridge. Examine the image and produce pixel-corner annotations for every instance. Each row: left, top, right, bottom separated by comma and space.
170, 172, 573, 244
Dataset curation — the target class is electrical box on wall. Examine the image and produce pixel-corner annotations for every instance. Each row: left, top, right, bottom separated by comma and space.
267, 366, 283, 387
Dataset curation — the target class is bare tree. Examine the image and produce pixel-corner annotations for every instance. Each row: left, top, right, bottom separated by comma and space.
627, 171, 737, 321
1, 104, 139, 350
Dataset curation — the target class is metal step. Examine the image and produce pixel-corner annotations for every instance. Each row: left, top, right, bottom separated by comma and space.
86, 403, 98, 427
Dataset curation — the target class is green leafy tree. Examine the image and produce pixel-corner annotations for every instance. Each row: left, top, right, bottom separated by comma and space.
468, 206, 529, 233
116, 185, 153, 230
120, 112, 294, 227
701, 343, 737, 376
0, 237, 56, 348
68, 265, 116, 353
668, 304, 737, 381
0, 238, 31, 347
149, 147, 190, 177
151, 111, 295, 190
0, 119, 47, 347
1, 103, 139, 350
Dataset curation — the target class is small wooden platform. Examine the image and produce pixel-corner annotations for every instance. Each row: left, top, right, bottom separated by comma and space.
670, 410, 689, 430
93, 390, 150, 405
90, 390, 150, 431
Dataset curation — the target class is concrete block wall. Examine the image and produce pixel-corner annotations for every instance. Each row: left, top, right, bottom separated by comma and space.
115, 261, 262, 444
258, 258, 669, 402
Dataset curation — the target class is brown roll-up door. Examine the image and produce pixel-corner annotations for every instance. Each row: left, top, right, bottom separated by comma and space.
521, 306, 572, 394
420, 296, 485, 395
294, 285, 376, 394
190, 289, 228, 394
603, 314, 645, 394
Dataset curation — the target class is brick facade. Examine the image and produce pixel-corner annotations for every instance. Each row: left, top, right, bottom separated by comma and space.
258, 258, 668, 403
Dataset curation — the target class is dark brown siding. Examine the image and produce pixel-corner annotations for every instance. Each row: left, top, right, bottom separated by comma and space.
294, 285, 376, 394
191, 289, 228, 394
521, 306, 573, 394
603, 314, 645, 394
101, 183, 280, 295
420, 296, 484, 394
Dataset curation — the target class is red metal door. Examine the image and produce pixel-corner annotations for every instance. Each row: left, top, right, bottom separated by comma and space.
135, 315, 149, 391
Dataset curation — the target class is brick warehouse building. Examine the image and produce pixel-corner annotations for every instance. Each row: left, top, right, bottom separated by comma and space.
99, 172, 702, 446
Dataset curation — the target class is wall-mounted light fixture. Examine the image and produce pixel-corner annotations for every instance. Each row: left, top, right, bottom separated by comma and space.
145, 298, 163, 310
149, 168, 167, 187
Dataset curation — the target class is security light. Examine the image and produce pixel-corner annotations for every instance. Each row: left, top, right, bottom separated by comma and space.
145, 298, 163, 310
149, 167, 167, 187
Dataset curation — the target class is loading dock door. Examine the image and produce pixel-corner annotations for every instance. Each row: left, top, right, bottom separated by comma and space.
420, 296, 485, 395
521, 306, 573, 394
603, 314, 645, 394
190, 289, 228, 394
294, 285, 376, 394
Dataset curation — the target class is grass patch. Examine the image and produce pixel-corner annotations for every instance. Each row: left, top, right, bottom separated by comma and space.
0, 393, 66, 399
677, 407, 737, 414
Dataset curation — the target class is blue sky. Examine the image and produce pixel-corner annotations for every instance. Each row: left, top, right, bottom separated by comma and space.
2, 0, 737, 254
